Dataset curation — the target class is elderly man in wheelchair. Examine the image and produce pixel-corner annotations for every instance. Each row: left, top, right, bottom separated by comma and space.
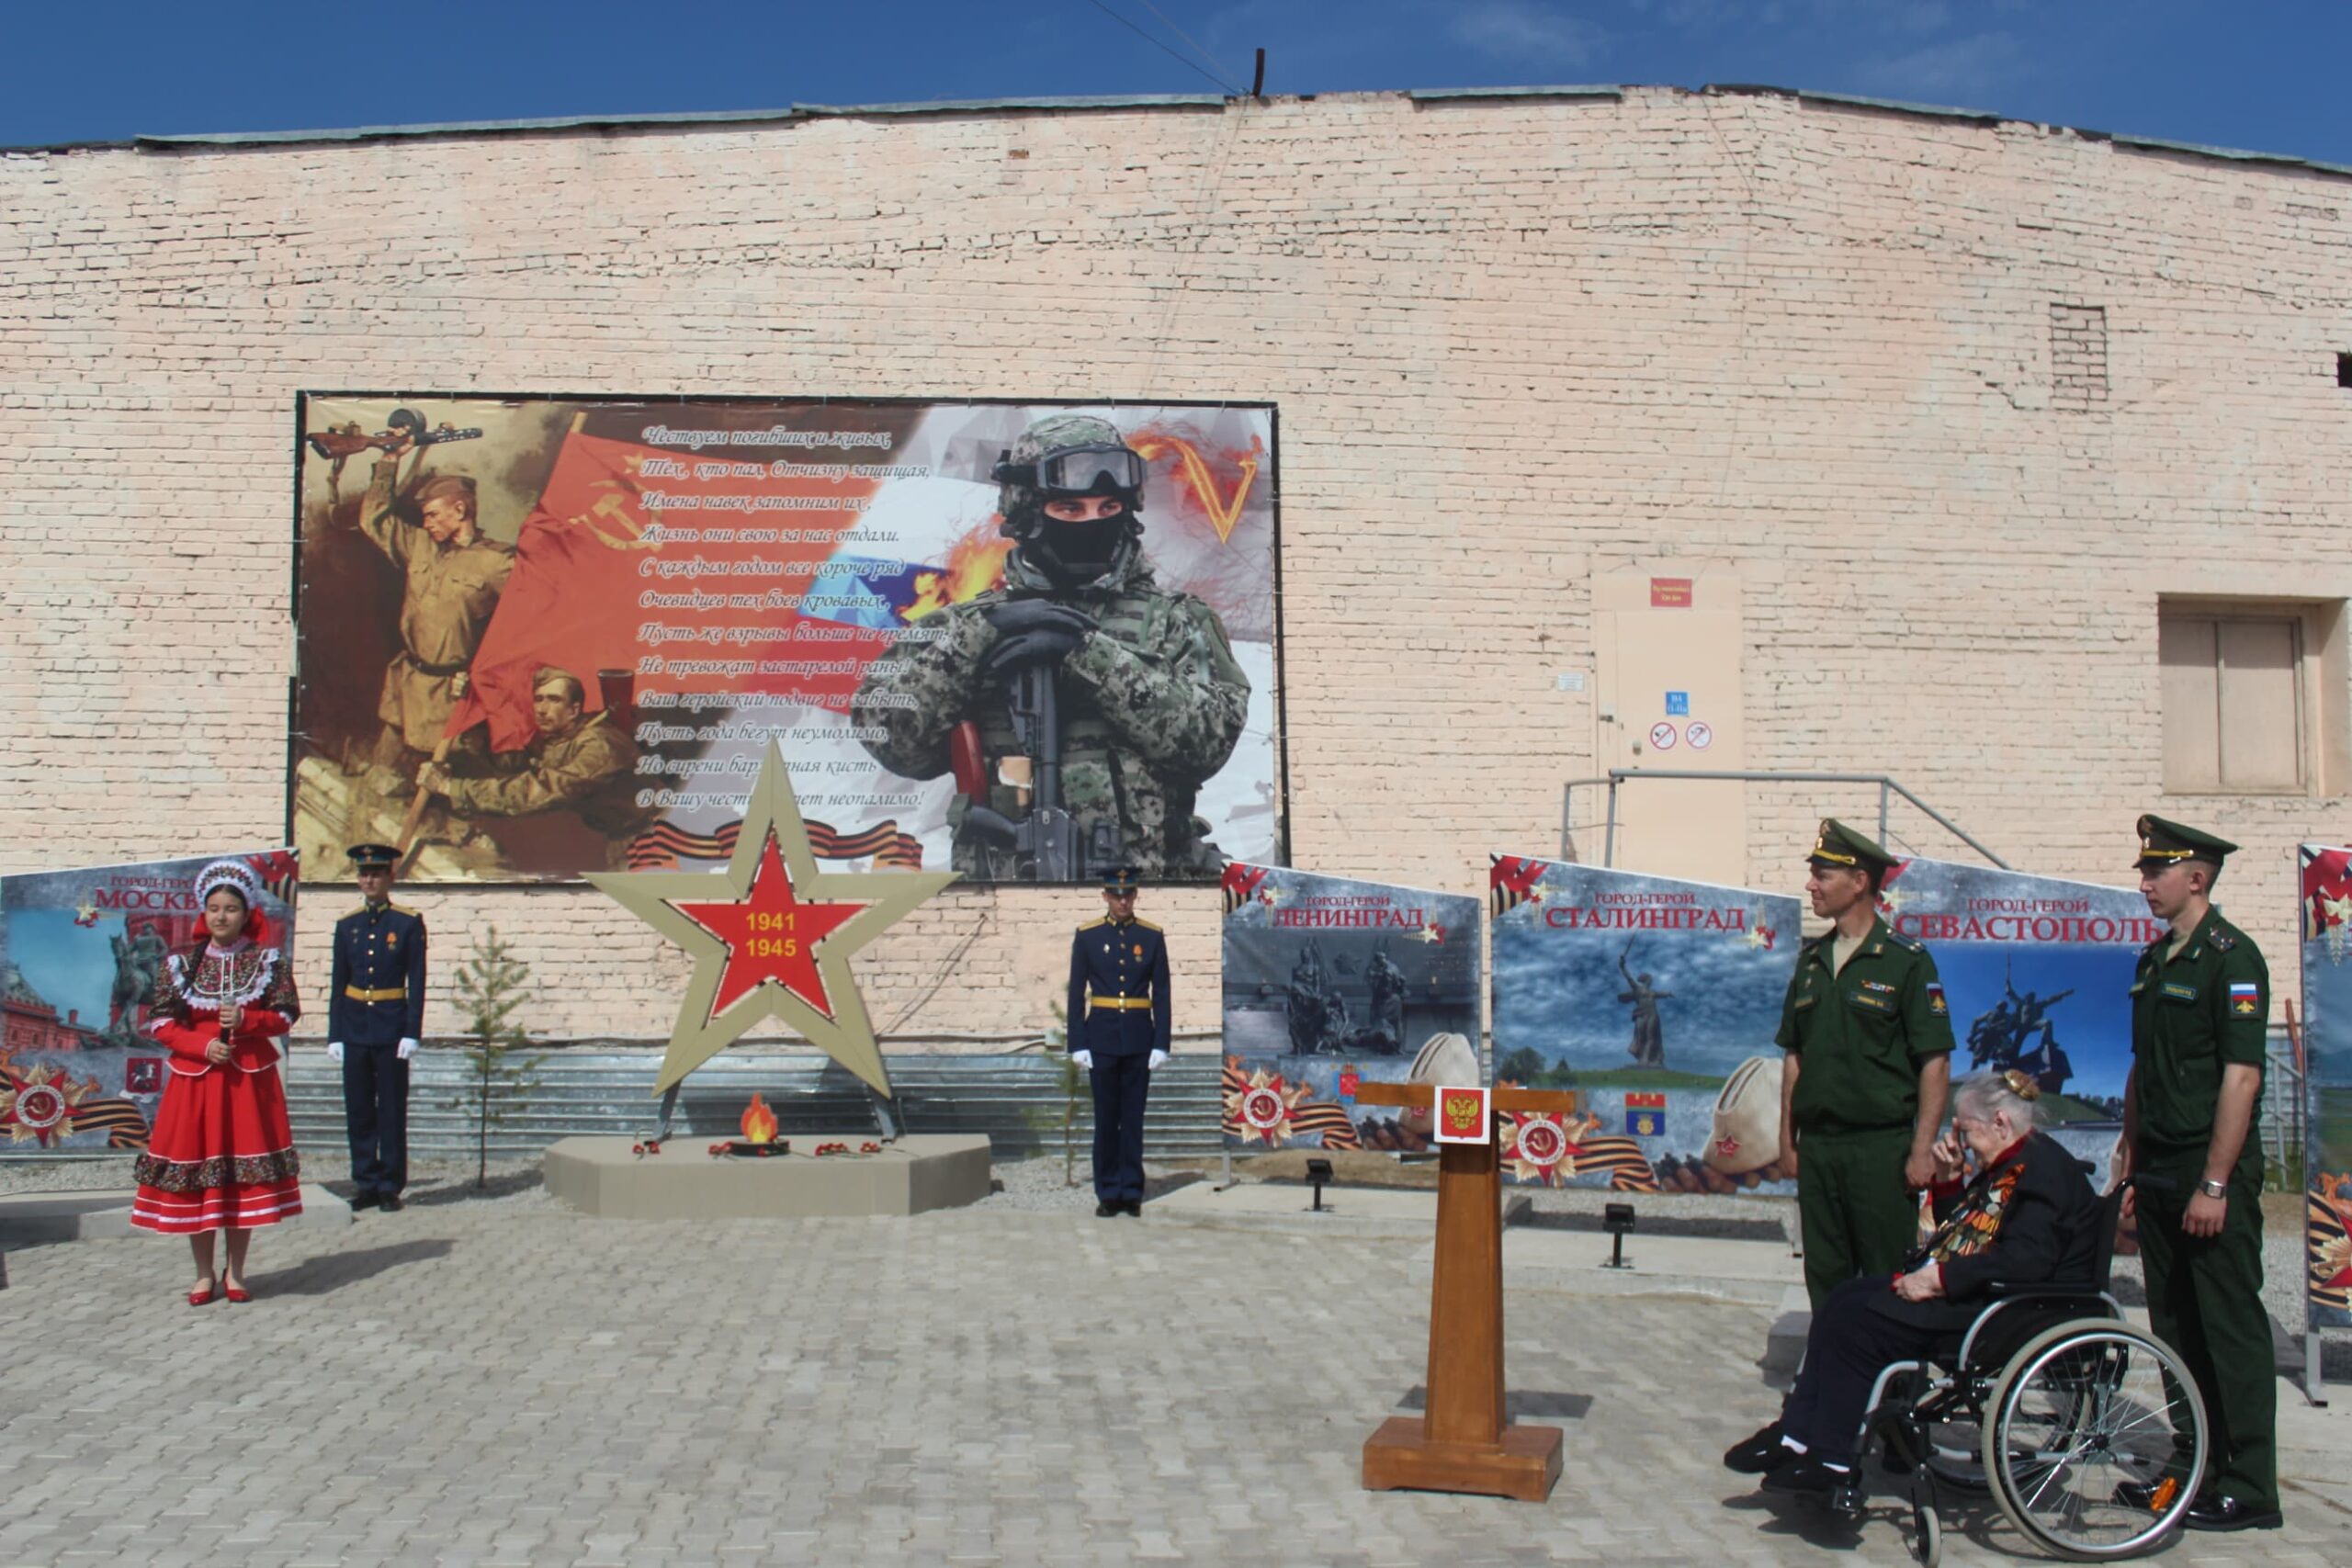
1725, 1069, 2209, 1564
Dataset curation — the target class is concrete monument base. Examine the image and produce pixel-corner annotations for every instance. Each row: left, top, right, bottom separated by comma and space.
542, 1134, 992, 1219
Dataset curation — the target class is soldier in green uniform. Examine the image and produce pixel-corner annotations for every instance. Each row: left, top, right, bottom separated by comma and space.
1777, 819, 1954, 1308
355, 438, 514, 783
419, 667, 653, 866
2116, 816, 2280, 1531
851, 413, 1250, 880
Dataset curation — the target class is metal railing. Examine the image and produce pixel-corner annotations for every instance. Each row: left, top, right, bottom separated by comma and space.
1560, 769, 2009, 868
279, 1047, 1231, 1162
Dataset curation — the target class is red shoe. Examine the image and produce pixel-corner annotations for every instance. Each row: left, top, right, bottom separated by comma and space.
188, 1283, 219, 1306
224, 1285, 252, 1303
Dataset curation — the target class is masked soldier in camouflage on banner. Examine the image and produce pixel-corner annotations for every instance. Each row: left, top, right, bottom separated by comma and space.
853, 413, 1250, 880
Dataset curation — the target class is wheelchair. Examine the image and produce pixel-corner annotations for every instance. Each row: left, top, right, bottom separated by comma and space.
1814, 1175, 2207, 1566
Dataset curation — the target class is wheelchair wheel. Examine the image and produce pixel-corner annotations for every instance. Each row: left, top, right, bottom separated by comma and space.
1981, 1320, 2207, 1561
1909, 1495, 1942, 1568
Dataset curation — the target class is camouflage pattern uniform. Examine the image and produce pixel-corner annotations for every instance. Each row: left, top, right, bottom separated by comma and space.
853, 414, 1250, 879
439, 712, 653, 863
357, 457, 514, 762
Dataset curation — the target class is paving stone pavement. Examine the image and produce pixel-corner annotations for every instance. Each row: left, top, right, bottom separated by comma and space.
4, 1176, 2348, 1568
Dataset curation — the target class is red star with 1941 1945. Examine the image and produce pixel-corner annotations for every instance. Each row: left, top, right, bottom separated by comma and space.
672, 831, 865, 1021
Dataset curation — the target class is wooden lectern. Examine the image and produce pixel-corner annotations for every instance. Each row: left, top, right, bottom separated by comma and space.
1354, 1079, 1579, 1503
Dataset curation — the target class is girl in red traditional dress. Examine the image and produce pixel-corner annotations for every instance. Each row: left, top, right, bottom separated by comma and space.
130, 858, 303, 1303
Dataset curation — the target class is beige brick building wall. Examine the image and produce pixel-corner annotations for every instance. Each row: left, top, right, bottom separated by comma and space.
4, 86, 2347, 1045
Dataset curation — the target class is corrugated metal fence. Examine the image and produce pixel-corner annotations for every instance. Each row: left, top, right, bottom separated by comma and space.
282, 1047, 1228, 1161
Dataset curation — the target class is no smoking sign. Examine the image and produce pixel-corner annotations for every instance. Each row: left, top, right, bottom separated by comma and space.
1648, 722, 1679, 750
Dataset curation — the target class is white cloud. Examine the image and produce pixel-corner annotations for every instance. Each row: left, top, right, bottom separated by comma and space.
1851, 28, 2029, 105
1448, 1, 1606, 67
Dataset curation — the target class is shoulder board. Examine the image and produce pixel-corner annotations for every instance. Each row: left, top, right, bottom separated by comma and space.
1078, 918, 1109, 931
389, 902, 421, 918
2209, 929, 2236, 952
343, 905, 370, 920
1132, 919, 1162, 932
1889, 932, 1925, 953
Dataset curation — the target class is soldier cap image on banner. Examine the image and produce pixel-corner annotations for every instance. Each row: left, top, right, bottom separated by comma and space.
1403, 1032, 1480, 1138
1704, 1055, 1784, 1176
2134, 814, 2237, 870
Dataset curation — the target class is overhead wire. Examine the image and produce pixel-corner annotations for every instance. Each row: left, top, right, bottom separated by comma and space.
1131, 0, 1247, 92
1077, 0, 1243, 96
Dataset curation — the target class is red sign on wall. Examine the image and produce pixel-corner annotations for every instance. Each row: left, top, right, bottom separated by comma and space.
1649, 577, 1694, 608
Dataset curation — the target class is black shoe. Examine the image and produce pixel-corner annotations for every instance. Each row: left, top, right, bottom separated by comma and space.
1121, 1200, 1143, 1217
2185, 1495, 2282, 1532
349, 1190, 380, 1212
379, 1193, 403, 1213
1094, 1201, 1119, 1217
1760, 1455, 1851, 1496
1723, 1422, 1787, 1475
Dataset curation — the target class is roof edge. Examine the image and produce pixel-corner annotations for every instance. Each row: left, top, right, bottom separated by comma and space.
0, 84, 2324, 185
1407, 85, 1621, 104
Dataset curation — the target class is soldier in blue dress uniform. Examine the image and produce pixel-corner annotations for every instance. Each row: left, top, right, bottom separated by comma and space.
1068, 866, 1170, 1217
327, 844, 427, 1212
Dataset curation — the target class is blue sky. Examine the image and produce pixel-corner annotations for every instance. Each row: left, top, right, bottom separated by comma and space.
5, 1, 2346, 166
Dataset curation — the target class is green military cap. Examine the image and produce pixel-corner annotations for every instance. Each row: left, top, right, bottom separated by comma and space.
2133, 814, 2237, 870
1807, 818, 1898, 876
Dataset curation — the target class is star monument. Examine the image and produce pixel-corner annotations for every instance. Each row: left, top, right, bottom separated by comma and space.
587, 740, 957, 1099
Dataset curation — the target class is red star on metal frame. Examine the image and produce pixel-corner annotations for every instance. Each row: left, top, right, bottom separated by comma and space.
673, 832, 866, 1021
588, 739, 959, 1099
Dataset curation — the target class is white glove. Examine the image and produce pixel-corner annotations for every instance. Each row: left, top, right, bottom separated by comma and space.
1148, 1049, 1169, 1070
326, 1041, 345, 1064
1071, 1050, 1094, 1070
396, 1038, 419, 1061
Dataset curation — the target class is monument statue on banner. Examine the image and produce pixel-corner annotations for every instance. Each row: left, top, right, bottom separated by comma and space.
542, 741, 984, 1218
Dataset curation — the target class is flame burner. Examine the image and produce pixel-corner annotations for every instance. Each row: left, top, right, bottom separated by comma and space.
707, 1091, 788, 1156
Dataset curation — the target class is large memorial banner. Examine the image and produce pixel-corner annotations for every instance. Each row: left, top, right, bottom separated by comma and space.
2299, 845, 2352, 1329
1488, 856, 1799, 1191
1883, 856, 2159, 1181
1, 849, 300, 1155
1219, 865, 1480, 1152
294, 395, 1282, 884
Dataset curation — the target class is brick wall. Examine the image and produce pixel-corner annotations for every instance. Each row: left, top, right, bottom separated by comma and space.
4, 87, 2347, 1044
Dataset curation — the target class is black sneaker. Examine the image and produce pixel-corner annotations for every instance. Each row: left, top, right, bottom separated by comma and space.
1723, 1422, 1787, 1474
1761, 1455, 1851, 1496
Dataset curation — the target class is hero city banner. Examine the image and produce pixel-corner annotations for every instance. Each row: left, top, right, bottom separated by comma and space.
1883, 856, 2156, 1180
1488, 856, 1799, 1192
1218, 865, 1481, 1152
293, 395, 1282, 885
0, 848, 300, 1156
2298, 845, 2352, 1329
